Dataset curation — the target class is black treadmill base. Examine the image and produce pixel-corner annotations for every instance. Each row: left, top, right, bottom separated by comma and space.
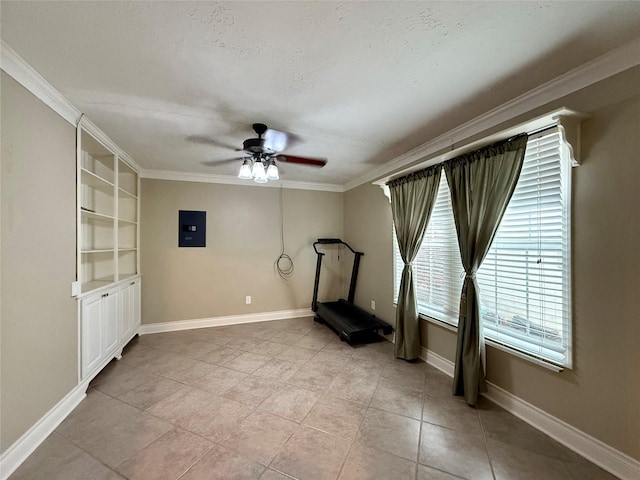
315, 299, 393, 344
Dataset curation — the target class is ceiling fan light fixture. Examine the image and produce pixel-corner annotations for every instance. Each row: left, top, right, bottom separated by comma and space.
266, 160, 279, 180
227, 123, 326, 184
238, 158, 252, 179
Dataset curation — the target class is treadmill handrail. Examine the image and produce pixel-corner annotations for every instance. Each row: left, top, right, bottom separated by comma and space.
313, 238, 363, 255
312, 238, 364, 310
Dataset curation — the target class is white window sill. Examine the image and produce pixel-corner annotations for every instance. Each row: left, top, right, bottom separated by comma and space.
415, 312, 565, 372
484, 338, 564, 372
419, 313, 457, 333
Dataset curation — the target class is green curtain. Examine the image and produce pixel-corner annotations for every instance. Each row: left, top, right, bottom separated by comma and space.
444, 135, 528, 405
388, 165, 442, 360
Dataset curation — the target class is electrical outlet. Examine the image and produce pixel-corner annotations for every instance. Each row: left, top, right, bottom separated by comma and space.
245, 296, 251, 305
371, 300, 376, 310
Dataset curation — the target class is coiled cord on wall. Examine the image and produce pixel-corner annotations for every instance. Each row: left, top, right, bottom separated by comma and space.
275, 187, 294, 280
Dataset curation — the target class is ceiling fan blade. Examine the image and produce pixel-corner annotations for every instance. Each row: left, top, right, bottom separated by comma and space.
201, 157, 243, 167
264, 129, 301, 152
276, 154, 327, 167
186, 135, 240, 151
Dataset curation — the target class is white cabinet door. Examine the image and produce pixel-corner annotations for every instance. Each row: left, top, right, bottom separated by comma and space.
132, 279, 141, 332
81, 293, 103, 378
119, 282, 131, 342
119, 279, 140, 340
102, 288, 119, 354
80, 277, 141, 383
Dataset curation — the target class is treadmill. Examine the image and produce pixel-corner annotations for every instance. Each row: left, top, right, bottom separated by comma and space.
311, 238, 393, 343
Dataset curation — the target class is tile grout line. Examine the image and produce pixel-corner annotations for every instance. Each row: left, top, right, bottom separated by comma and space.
55, 324, 422, 480
333, 353, 397, 480
50, 430, 132, 480
476, 399, 497, 480
174, 434, 221, 480
259, 332, 383, 478
139, 328, 315, 480
243, 338, 363, 475
416, 367, 426, 480
88, 340, 283, 478
264, 343, 363, 479
52, 396, 148, 480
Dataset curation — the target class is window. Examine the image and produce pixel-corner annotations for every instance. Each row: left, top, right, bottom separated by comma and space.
393, 129, 572, 367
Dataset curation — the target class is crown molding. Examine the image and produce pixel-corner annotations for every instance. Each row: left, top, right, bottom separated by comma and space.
344, 36, 640, 191
140, 168, 344, 193
1, 40, 143, 172
1, 40, 82, 125
373, 107, 588, 186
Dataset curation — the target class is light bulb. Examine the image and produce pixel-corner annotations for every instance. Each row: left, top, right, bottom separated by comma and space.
238, 159, 252, 179
266, 161, 279, 180
252, 161, 267, 183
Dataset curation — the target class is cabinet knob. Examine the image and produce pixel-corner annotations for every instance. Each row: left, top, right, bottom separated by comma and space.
102, 293, 109, 297
130, 282, 135, 286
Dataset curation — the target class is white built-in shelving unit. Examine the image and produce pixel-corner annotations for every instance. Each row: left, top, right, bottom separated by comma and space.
76, 119, 141, 384
78, 126, 140, 293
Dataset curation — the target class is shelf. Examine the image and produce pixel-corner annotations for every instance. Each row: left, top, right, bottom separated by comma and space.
118, 158, 138, 196
118, 187, 138, 199
118, 248, 137, 252
82, 249, 115, 254
81, 209, 115, 222
82, 278, 115, 292
118, 218, 137, 226
81, 168, 115, 190
119, 273, 138, 282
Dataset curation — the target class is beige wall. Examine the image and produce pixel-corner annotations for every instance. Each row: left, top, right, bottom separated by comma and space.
140, 180, 344, 324
343, 181, 396, 330
1, 73, 78, 451
344, 66, 640, 460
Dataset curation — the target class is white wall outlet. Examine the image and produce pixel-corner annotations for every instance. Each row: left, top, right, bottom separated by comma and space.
245, 295, 251, 305
371, 300, 376, 310
71, 281, 80, 297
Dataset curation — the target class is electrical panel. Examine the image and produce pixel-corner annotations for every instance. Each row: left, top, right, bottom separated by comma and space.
178, 210, 206, 247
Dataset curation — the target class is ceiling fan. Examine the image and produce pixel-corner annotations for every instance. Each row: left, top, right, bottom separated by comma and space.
199, 123, 327, 183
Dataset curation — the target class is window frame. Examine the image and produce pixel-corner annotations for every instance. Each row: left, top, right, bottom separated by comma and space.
391, 126, 573, 370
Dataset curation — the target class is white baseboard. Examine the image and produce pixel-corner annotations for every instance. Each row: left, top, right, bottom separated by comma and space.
484, 382, 640, 480
419, 347, 639, 480
138, 308, 314, 335
0, 385, 86, 480
421, 347, 455, 377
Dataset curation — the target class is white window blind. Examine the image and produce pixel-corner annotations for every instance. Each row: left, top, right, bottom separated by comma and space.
478, 130, 571, 366
393, 129, 572, 367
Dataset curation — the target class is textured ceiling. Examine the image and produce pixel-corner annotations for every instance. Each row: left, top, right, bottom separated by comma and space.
2, 1, 639, 186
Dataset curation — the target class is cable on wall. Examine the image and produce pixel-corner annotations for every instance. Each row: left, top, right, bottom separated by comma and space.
274, 187, 294, 280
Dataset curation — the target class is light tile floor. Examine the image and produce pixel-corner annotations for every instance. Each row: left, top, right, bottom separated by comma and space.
10, 317, 617, 480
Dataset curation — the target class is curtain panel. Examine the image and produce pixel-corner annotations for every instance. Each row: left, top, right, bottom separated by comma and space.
388, 165, 442, 360
444, 134, 528, 405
